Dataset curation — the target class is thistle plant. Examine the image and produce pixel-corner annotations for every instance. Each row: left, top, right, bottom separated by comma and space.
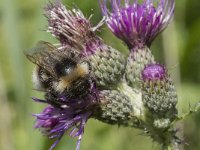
26, 0, 200, 150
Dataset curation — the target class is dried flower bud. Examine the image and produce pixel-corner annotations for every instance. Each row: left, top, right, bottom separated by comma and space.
45, 0, 97, 49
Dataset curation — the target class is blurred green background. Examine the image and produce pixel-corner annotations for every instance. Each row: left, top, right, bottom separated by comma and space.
0, 0, 200, 150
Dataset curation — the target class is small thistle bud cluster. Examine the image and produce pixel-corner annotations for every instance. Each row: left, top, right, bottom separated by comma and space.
100, 0, 179, 147
26, 0, 190, 150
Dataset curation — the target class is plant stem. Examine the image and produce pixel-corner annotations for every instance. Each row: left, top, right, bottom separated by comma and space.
155, 129, 182, 150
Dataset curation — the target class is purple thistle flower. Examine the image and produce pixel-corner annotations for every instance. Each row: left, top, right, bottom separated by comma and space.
33, 86, 99, 150
99, 0, 175, 48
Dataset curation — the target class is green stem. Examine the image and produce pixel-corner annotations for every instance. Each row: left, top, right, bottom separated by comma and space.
154, 129, 181, 150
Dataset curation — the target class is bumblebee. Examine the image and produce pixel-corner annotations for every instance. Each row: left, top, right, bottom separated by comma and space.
26, 41, 92, 100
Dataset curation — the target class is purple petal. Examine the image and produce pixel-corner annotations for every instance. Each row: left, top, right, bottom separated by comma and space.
49, 133, 64, 150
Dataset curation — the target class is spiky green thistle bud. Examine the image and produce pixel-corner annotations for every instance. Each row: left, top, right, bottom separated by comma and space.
142, 64, 177, 121
93, 90, 141, 127
89, 43, 126, 89
125, 46, 155, 89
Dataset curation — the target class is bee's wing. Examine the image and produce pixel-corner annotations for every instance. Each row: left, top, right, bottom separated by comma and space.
25, 41, 58, 75
25, 41, 55, 64
25, 41, 83, 77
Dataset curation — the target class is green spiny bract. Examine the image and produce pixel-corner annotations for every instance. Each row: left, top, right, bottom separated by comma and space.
93, 90, 141, 127
125, 46, 155, 89
142, 73, 177, 120
141, 64, 178, 131
89, 44, 126, 89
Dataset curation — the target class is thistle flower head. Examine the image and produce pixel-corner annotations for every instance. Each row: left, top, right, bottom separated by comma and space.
33, 88, 98, 150
99, 0, 175, 48
45, 0, 97, 49
45, 0, 106, 56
